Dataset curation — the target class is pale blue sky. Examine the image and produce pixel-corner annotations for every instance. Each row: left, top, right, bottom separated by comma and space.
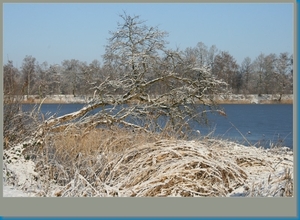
3, 3, 294, 67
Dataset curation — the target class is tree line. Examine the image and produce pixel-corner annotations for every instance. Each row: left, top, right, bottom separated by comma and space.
4, 16, 293, 98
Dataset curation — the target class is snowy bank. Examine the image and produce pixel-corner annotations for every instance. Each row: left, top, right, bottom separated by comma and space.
209, 94, 293, 104
3, 138, 293, 197
18, 94, 293, 104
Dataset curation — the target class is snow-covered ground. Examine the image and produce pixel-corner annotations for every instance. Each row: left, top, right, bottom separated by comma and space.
3, 183, 34, 197
3, 138, 293, 197
3, 141, 40, 197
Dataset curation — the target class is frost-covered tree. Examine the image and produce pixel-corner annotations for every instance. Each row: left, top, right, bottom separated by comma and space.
39, 13, 228, 137
183, 42, 218, 71
195, 42, 208, 67
61, 59, 85, 96
207, 45, 218, 70
103, 13, 168, 81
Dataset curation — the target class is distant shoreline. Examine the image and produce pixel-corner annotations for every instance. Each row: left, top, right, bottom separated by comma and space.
12, 94, 293, 105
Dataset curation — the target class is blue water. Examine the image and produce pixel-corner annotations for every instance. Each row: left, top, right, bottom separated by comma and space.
21, 103, 293, 149
192, 104, 293, 149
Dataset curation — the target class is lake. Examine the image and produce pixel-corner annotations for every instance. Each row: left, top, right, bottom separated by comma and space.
21, 103, 293, 149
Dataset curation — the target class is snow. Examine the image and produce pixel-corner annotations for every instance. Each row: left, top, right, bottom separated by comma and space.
3, 141, 41, 196
3, 183, 35, 197
2, 138, 293, 197
22, 94, 293, 104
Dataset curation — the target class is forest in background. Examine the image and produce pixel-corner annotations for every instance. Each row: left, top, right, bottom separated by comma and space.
3, 37, 293, 98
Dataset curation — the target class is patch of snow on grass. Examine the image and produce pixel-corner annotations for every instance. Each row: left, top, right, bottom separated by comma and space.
3, 141, 40, 195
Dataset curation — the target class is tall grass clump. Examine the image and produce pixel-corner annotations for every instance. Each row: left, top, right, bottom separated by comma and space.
3, 95, 44, 150
18, 121, 251, 197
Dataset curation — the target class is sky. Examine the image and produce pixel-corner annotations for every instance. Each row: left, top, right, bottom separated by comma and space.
3, 3, 294, 68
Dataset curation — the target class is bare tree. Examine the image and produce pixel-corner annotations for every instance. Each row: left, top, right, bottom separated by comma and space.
3, 60, 41, 149
3, 60, 20, 95
240, 57, 254, 94
48, 64, 63, 95
61, 59, 83, 96
88, 60, 103, 88
212, 51, 239, 93
79, 60, 105, 96
274, 52, 293, 97
41, 13, 227, 137
252, 53, 265, 95
183, 47, 198, 69
195, 42, 208, 67
34, 61, 50, 97
103, 13, 168, 82
21, 55, 36, 96
251, 53, 293, 96
183, 43, 218, 71
207, 45, 218, 70
263, 53, 277, 94
3, 60, 22, 148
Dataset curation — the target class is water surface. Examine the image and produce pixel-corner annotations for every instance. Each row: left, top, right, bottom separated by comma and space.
21, 103, 293, 149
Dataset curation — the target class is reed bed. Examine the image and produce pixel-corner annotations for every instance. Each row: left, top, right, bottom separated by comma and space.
3, 127, 293, 197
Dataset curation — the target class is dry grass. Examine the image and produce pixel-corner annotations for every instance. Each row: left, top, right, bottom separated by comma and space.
3, 96, 43, 150
93, 139, 248, 197
6, 125, 290, 197
23, 126, 163, 192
